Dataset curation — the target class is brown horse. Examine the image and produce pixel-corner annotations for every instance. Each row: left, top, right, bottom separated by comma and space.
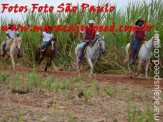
35, 38, 57, 72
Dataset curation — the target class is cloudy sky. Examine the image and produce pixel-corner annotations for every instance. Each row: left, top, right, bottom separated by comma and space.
0, 0, 152, 23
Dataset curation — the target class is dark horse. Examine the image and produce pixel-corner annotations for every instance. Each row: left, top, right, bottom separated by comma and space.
35, 38, 57, 72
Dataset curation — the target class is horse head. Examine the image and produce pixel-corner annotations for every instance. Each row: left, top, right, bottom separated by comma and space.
15, 37, 22, 50
98, 36, 105, 53
50, 37, 57, 50
152, 33, 161, 49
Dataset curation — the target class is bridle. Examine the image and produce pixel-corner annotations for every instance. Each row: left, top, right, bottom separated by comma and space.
144, 37, 157, 51
49, 39, 56, 50
91, 38, 105, 49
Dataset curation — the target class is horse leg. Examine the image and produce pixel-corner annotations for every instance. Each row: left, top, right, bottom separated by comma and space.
36, 55, 42, 72
134, 61, 142, 77
87, 58, 93, 77
93, 58, 98, 66
43, 62, 48, 77
128, 56, 132, 76
2, 55, 9, 70
38, 56, 43, 64
1, 50, 3, 63
76, 57, 81, 77
10, 52, 15, 71
35, 52, 43, 72
44, 60, 48, 73
91, 59, 98, 77
44, 58, 52, 73
145, 59, 150, 78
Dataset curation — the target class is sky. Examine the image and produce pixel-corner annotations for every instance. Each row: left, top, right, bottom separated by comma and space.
0, 0, 152, 23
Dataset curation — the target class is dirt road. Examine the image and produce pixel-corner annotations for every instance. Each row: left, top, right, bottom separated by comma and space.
1, 66, 162, 87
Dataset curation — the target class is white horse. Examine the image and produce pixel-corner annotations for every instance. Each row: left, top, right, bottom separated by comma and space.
75, 37, 105, 77
1, 37, 22, 71
125, 33, 161, 77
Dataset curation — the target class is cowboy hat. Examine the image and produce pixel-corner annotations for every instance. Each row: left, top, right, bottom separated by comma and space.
135, 19, 144, 25
89, 20, 95, 24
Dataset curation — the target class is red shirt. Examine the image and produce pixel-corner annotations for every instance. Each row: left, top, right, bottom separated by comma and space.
135, 26, 145, 41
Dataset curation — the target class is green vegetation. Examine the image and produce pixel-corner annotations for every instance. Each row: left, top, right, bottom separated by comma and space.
128, 92, 155, 122
0, 0, 162, 75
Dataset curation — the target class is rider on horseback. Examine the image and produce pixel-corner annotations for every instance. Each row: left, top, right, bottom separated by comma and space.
40, 26, 57, 58
78, 20, 100, 59
1, 23, 22, 58
130, 19, 146, 65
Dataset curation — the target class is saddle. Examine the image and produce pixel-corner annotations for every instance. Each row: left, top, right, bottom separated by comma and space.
81, 38, 98, 57
38, 41, 51, 53
129, 40, 145, 59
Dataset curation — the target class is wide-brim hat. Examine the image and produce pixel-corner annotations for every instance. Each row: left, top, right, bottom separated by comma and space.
89, 20, 95, 24
135, 19, 144, 25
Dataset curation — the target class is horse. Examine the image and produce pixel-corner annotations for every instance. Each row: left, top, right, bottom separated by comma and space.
75, 37, 105, 77
1, 37, 22, 71
35, 38, 57, 73
125, 33, 161, 78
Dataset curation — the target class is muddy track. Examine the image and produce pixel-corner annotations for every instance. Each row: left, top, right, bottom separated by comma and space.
0, 66, 163, 87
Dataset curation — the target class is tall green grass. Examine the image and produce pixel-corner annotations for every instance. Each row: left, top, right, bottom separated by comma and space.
0, 0, 162, 75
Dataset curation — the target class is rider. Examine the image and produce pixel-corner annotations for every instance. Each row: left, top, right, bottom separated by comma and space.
1, 23, 20, 57
40, 26, 57, 58
130, 19, 146, 65
78, 20, 100, 59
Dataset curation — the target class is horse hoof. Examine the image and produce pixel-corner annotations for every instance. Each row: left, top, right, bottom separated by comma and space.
134, 74, 138, 77
129, 75, 133, 78
91, 74, 96, 79
89, 74, 92, 78
145, 76, 149, 80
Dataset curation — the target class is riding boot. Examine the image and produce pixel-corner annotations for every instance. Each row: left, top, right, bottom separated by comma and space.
1, 51, 6, 57
17, 50, 23, 58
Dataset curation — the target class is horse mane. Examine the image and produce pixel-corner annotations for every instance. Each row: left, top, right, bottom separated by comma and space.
91, 38, 99, 47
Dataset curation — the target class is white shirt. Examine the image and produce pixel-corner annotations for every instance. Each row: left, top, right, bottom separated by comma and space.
6, 29, 19, 39
42, 32, 53, 41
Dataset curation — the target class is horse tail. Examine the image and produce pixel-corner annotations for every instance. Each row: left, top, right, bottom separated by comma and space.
123, 43, 130, 64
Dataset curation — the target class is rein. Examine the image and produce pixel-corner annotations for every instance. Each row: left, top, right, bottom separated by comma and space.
91, 38, 98, 47
46, 39, 56, 48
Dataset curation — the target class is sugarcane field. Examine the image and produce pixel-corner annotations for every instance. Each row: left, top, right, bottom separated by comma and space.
0, 0, 163, 122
